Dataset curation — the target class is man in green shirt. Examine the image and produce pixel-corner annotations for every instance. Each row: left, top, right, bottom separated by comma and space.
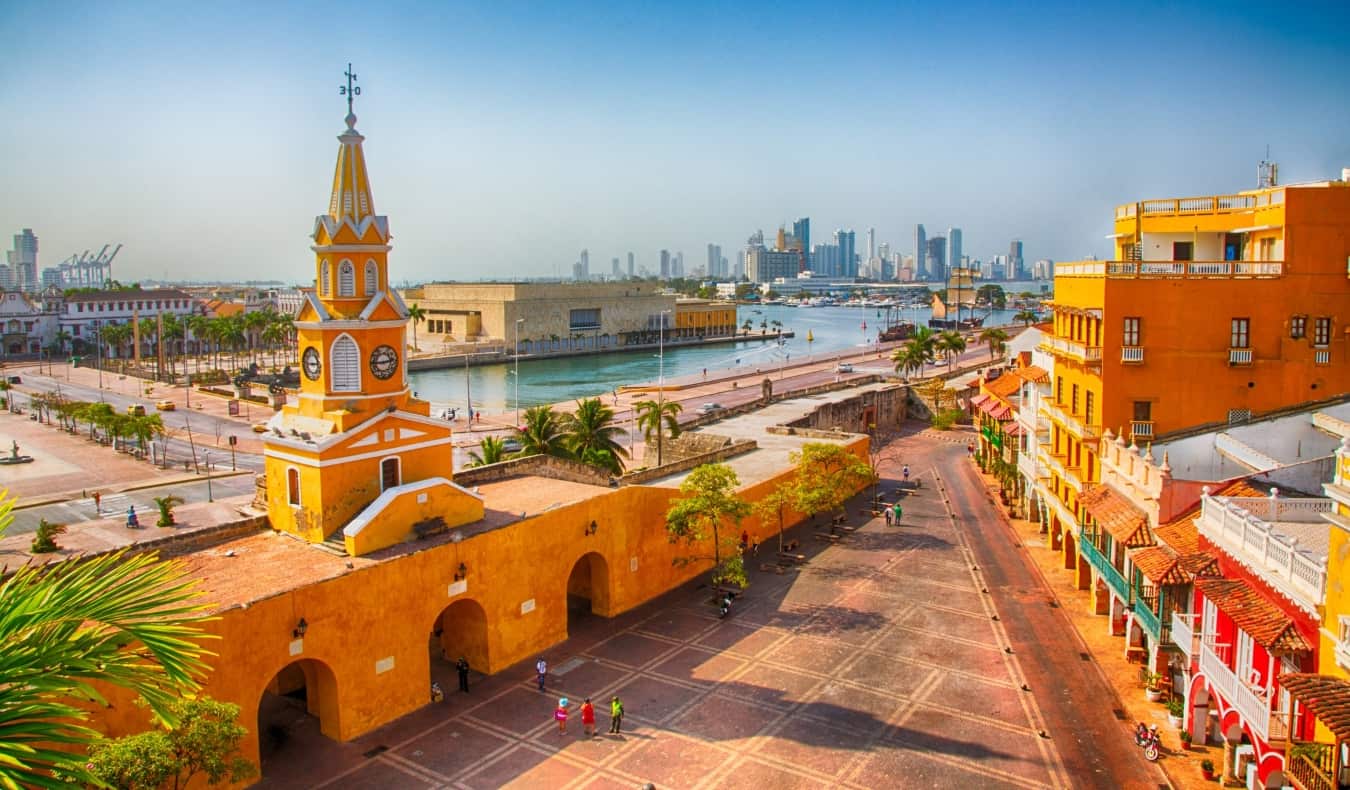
892, 503, 902, 525
609, 695, 625, 734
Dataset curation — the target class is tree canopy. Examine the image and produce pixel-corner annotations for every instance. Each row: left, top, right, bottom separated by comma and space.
789, 443, 876, 520
665, 463, 752, 588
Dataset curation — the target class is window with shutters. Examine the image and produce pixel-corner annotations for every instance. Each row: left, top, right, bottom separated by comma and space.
1230, 318, 1250, 349
320, 260, 330, 296
364, 260, 378, 296
1291, 315, 1307, 339
338, 261, 355, 297
1123, 317, 1140, 346
1314, 317, 1331, 347
287, 468, 301, 506
381, 457, 401, 491
330, 334, 360, 392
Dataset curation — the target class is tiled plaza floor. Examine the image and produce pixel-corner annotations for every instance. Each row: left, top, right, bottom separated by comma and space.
260, 444, 1085, 789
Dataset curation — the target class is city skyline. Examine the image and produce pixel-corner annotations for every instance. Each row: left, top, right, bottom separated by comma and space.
2, 1, 1348, 284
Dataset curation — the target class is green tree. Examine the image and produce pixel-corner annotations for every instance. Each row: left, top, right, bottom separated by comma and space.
31, 519, 67, 553
512, 405, 573, 460
634, 398, 682, 467
789, 443, 876, 524
753, 481, 797, 554
468, 436, 507, 467
665, 463, 752, 588
1014, 309, 1039, 327
740, 319, 753, 333
976, 284, 1007, 309
979, 327, 1010, 361
562, 397, 628, 474
406, 303, 427, 351
935, 330, 967, 373
79, 697, 255, 790
153, 495, 184, 527
0, 489, 212, 789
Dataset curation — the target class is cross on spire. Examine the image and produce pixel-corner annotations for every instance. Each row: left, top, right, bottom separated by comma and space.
340, 63, 361, 127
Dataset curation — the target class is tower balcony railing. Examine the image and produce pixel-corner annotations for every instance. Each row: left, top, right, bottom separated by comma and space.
1229, 348, 1254, 365
1054, 260, 1284, 279
1115, 189, 1283, 219
1197, 494, 1330, 611
1130, 420, 1155, 440
1121, 346, 1144, 363
1040, 335, 1102, 365
1198, 635, 1288, 744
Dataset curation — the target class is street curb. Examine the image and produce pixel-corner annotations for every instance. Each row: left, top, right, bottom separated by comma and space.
14, 470, 254, 511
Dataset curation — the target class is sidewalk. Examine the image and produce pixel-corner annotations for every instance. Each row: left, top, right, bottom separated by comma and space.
969, 463, 1214, 790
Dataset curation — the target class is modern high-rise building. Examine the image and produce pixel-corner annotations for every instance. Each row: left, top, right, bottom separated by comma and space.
792, 217, 810, 263
835, 229, 856, 278
915, 224, 927, 280
8, 229, 38, 293
659, 250, 671, 280
810, 243, 839, 276
947, 228, 962, 282
866, 228, 876, 263
926, 236, 947, 282
706, 243, 723, 278
1010, 239, 1024, 280
673, 251, 684, 279
627, 251, 635, 278
611, 257, 621, 278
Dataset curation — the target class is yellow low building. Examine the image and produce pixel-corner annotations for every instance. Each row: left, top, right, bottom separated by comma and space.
673, 297, 737, 339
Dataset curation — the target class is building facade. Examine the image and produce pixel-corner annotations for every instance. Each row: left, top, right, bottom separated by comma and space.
7, 228, 38, 293
0, 290, 57, 356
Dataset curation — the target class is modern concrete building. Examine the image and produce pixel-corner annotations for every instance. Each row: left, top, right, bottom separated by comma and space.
399, 282, 679, 351
915, 224, 927, 280
947, 227, 962, 282
835, 229, 856, 278
7, 228, 38, 293
745, 244, 801, 284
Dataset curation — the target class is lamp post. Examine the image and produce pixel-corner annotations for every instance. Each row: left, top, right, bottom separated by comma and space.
203, 449, 213, 503
514, 318, 524, 428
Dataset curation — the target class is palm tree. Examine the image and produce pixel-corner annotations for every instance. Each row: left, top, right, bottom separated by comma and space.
242, 310, 272, 366
634, 398, 682, 467
891, 341, 927, 381
152, 494, 184, 526
513, 405, 573, 459
936, 330, 967, 373
0, 490, 212, 788
468, 436, 507, 467
1014, 309, 1038, 327
740, 319, 753, 334
52, 329, 72, 355
406, 303, 427, 352
562, 397, 628, 474
261, 319, 288, 369
979, 327, 1010, 361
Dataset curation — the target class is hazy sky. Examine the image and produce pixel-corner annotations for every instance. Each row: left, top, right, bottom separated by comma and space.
4, 1, 1349, 285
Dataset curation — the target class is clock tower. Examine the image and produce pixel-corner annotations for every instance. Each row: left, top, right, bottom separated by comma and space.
264, 67, 482, 550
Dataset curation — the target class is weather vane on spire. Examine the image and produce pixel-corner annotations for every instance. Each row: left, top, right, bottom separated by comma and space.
340, 63, 361, 125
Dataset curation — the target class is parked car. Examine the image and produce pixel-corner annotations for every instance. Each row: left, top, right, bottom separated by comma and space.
6, 375, 20, 384
126, 404, 146, 417
501, 438, 523, 453
252, 423, 269, 434
836, 363, 854, 373
698, 402, 725, 414
155, 399, 176, 411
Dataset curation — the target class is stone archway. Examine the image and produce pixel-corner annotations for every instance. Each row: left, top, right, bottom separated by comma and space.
257, 658, 341, 775
566, 551, 611, 635
431, 598, 490, 683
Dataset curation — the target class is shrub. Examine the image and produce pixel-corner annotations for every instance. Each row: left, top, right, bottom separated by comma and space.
31, 519, 67, 553
929, 408, 966, 431
1167, 697, 1184, 717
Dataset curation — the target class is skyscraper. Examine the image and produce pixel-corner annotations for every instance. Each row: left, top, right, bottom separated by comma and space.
915, 224, 927, 280
659, 250, 671, 280
673, 251, 684, 278
947, 228, 962, 278
926, 236, 947, 282
627, 251, 635, 278
834, 229, 856, 278
1009, 239, 1024, 280
7, 229, 38, 293
612, 257, 621, 277
792, 217, 810, 265
866, 227, 876, 262
707, 243, 723, 278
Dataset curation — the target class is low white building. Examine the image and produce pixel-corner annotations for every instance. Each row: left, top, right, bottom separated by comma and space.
59, 288, 199, 355
0, 290, 58, 356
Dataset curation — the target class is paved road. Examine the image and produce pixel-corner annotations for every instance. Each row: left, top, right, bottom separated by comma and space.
9, 473, 256, 534
931, 436, 1165, 788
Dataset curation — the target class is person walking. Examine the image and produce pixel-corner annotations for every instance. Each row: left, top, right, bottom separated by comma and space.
893, 502, 902, 525
902, 464, 910, 484
609, 695, 624, 734
456, 656, 470, 693
555, 698, 569, 734
884, 506, 893, 527
92, 491, 102, 513
580, 697, 596, 738
536, 657, 548, 691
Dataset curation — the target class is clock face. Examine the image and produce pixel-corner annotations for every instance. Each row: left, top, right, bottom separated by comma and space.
369, 344, 399, 380
302, 347, 322, 381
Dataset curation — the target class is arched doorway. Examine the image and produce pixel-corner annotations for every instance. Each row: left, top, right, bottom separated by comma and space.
257, 658, 340, 774
566, 552, 610, 634
430, 598, 489, 690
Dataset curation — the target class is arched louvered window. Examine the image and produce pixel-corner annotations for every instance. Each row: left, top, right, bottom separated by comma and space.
319, 260, 330, 297
330, 334, 360, 392
287, 467, 301, 506
338, 260, 355, 297
364, 260, 378, 296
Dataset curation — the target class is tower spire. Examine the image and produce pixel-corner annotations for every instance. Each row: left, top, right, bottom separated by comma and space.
340, 62, 361, 130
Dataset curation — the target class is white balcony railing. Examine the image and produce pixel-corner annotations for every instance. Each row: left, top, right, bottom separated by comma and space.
1229, 348, 1253, 365
1315, 349, 1331, 365
1121, 346, 1144, 363
1056, 260, 1285, 278
1199, 636, 1287, 743
1017, 452, 1041, 482
1197, 495, 1330, 611
1171, 611, 1199, 661
1131, 420, 1154, 440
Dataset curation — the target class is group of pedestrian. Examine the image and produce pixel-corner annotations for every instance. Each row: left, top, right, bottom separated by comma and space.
539, 658, 625, 737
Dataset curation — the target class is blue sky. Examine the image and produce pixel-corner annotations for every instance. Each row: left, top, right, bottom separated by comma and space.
3, 0, 1349, 284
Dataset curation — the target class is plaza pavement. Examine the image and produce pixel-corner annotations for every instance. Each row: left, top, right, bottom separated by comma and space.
255, 427, 1162, 790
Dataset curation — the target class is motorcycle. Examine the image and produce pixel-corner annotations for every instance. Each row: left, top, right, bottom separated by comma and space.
1134, 722, 1160, 761
718, 591, 736, 619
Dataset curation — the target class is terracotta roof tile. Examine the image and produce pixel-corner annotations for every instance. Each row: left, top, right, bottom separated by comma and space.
1080, 484, 1153, 548
1195, 578, 1311, 655
983, 373, 1023, 399
1014, 365, 1049, 384
1279, 674, 1350, 741
1130, 546, 1186, 585
1215, 480, 1270, 499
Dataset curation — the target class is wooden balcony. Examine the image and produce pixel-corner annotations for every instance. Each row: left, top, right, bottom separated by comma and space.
1288, 746, 1339, 790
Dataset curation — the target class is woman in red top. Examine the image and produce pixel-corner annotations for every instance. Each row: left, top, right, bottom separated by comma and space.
555, 698, 569, 734
580, 697, 596, 737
